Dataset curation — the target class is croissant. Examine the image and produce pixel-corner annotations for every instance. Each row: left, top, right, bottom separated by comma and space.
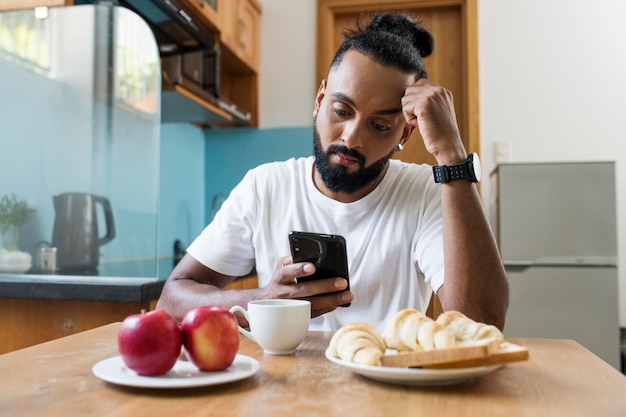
382, 309, 456, 351
435, 311, 504, 344
326, 322, 386, 366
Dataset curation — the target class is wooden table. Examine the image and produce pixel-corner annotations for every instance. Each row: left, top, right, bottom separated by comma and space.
1, 323, 625, 417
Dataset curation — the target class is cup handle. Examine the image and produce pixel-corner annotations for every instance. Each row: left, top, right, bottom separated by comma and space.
229, 305, 256, 342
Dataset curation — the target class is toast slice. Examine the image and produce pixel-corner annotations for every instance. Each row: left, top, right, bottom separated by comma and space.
380, 338, 502, 368
424, 342, 529, 369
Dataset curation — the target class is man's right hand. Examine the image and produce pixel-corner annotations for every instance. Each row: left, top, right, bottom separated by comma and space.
264, 256, 353, 317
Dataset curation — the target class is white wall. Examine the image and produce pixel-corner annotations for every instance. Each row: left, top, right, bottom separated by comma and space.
258, 0, 626, 326
479, 0, 626, 326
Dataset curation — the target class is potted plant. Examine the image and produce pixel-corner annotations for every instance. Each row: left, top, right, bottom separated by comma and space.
0, 193, 34, 252
0, 193, 35, 273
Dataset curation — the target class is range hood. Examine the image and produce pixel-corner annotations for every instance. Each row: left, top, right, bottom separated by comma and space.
77, 0, 216, 55
114, 0, 216, 56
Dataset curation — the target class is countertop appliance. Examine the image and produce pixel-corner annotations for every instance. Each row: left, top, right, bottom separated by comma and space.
492, 162, 620, 369
51, 193, 116, 274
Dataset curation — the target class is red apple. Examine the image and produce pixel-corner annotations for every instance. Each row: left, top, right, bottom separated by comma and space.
181, 306, 239, 371
117, 309, 182, 376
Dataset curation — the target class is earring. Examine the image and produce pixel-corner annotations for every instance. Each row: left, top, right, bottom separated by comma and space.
397, 142, 404, 151
313, 109, 318, 117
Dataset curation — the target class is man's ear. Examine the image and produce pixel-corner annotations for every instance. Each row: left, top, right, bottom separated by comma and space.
314, 79, 327, 110
400, 121, 415, 145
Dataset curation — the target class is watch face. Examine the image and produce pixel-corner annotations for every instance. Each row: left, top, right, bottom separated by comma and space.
470, 153, 482, 182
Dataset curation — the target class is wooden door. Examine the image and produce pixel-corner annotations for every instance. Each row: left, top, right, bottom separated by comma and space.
317, 0, 478, 165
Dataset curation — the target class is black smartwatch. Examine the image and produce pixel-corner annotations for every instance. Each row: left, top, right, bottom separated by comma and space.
432, 153, 481, 183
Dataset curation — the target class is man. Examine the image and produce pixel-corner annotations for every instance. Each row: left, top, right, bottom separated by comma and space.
157, 13, 508, 331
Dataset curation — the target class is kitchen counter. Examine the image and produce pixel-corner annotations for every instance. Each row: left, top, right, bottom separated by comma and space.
0, 272, 164, 303
0, 272, 165, 355
0, 265, 257, 354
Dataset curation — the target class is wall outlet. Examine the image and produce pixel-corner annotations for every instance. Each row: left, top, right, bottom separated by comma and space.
494, 141, 511, 164
173, 239, 186, 267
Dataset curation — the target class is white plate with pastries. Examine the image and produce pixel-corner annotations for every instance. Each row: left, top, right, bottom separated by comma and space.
324, 309, 528, 386
325, 350, 501, 386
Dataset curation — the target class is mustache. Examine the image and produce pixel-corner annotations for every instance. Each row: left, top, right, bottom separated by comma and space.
326, 144, 366, 166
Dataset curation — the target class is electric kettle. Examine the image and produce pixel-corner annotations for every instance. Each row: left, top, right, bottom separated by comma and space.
51, 192, 116, 273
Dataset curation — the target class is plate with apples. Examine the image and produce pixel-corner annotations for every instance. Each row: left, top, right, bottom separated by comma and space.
92, 354, 260, 389
93, 307, 260, 389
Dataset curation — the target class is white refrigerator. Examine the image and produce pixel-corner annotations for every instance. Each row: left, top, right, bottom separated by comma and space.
491, 162, 620, 369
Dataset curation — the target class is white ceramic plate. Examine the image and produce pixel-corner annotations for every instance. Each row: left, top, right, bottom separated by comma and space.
92, 354, 260, 389
325, 351, 501, 386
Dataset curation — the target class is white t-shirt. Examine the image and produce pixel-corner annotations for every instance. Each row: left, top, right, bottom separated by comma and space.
187, 156, 444, 331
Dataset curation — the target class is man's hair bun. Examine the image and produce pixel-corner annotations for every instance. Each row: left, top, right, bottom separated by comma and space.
329, 12, 434, 79
366, 13, 434, 58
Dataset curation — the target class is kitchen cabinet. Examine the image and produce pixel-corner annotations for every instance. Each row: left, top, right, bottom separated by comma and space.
225, 273, 258, 290
0, 298, 157, 355
176, 0, 262, 127
218, 0, 261, 72
0, 274, 164, 354
181, 0, 262, 71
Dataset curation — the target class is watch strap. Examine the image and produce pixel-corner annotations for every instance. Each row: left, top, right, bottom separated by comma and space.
432, 154, 479, 183
432, 163, 470, 183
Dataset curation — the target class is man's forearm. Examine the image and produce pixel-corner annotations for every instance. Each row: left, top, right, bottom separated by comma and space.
438, 181, 509, 330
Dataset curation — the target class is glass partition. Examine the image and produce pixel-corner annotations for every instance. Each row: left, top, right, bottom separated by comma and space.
0, 4, 161, 278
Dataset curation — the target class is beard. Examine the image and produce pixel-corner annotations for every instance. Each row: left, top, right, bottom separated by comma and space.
313, 124, 394, 194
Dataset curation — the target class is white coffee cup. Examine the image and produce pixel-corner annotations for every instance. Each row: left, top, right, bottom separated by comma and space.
229, 299, 311, 355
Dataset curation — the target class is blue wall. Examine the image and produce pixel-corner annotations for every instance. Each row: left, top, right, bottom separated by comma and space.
158, 124, 207, 257
158, 125, 312, 266
204, 127, 313, 222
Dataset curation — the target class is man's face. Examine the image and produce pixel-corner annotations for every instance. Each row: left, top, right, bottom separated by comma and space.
313, 125, 394, 193
313, 50, 415, 194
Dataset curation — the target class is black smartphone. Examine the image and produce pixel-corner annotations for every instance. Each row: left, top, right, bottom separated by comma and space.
289, 231, 350, 307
